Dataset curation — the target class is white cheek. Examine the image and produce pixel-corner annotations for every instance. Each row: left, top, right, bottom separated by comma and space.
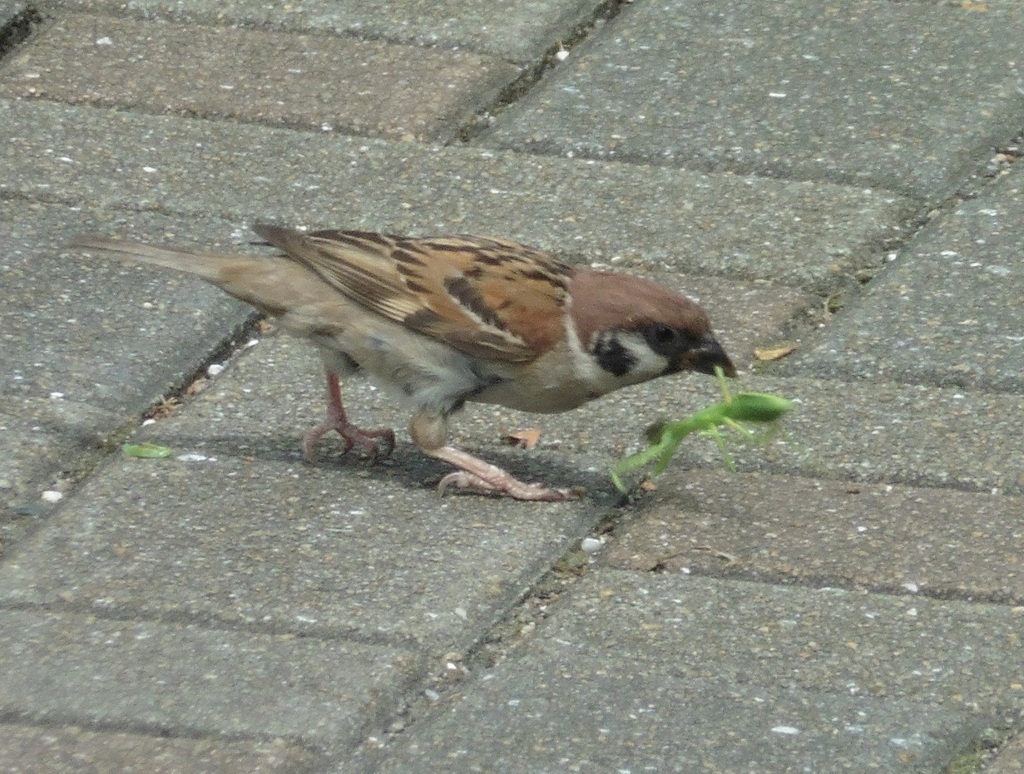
618, 333, 672, 382
565, 320, 670, 393
563, 316, 606, 385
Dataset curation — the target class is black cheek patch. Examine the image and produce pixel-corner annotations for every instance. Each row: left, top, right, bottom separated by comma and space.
593, 335, 637, 377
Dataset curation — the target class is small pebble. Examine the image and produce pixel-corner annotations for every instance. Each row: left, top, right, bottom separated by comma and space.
41, 490, 63, 503
176, 453, 211, 462
581, 537, 604, 554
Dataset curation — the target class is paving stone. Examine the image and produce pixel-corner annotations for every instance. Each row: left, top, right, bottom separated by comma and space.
366, 570, 1008, 772
0, 609, 422, 755
989, 730, 1024, 774
0, 1, 26, 33
785, 161, 1024, 392
1, 200, 252, 411
0, 99, 917, 290
0, 723, 322, 773
0, 14, 520, 141
0, 400, 117, 554
579, 374, 1024, 496
368, 674, 981, 772
483, 0, 1024, 200
0, 200, 252, 530
0, 335, 606, 651
539, 571, 1024, 709
43, 0, 604, 63
603, 469, 1024, 603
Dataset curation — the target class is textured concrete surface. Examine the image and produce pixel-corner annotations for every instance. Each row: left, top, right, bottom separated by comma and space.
991, 732, 1024, 774
786, 160, 1024, 391
0, 1, 26, 31
366, 571, 1007, 772
604, 469, 1024, 601
0, 724, 323, 773
0, 14, 520, 141
1, 201, 252, 411
0, 202, 251, 533
2, 0, 1023, 770
580, 374, 1024, 495
41, 0, 604, 63
0, 609, 423, 754
0, 97, 915, 290
484, 0, 1024, 199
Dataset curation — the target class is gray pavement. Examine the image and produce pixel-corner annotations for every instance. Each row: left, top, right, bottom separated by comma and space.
1, 1, 1022, 771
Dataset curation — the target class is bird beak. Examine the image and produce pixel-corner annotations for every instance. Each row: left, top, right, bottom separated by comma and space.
690, 335, 736, 377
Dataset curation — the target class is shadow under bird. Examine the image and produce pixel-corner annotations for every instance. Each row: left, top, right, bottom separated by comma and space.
71, 224, 735, 501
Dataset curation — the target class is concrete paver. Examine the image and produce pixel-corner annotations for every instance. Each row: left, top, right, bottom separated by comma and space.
1, 0, 1023, 769
484, 0, 1024, 199
0, 1, 26, 33
0, 201, 251, 531
0, 723, 323, 772
0, 609, 423, 754
787, 160, 1024, 391
0, 14, 521, 141
45, 0, 605, 63
0, 201, 252, 412
580, 374, 1024, 495
0, 98, 917, 290
365, 570, 1007, 772
0, 336, 605, 651
991, 731, 1024, 774
604, 469, 1024, 601
0, 399, 117, 556
370, 674, 981, 772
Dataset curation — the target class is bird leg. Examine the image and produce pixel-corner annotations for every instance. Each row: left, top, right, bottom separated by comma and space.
303, 371, 396, 462
429, 445, 578, 502
410, 411, 577, 502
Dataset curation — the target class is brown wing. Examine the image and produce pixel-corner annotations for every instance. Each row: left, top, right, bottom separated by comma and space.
252, 224, 573, 362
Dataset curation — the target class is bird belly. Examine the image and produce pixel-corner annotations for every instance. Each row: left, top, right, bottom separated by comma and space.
318, 325, 496, 415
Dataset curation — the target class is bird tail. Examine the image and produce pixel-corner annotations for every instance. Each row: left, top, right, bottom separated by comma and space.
67, 235, 238, 283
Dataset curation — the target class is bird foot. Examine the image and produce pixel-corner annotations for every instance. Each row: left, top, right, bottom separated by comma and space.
427, 444, 580, 501
303, 420, 396, 462
437, 470, 577, 501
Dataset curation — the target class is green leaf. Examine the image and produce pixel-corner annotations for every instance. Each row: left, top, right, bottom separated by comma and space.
122, 442, 173, 459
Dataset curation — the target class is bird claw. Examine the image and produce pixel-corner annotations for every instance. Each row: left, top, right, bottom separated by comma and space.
437, 471, 578, 502
303, 422, 396, 463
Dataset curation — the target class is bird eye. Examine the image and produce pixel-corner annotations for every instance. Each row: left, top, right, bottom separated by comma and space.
643, 323, 684, 355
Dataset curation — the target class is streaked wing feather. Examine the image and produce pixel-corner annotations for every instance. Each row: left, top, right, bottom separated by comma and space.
253, 225, 572, 362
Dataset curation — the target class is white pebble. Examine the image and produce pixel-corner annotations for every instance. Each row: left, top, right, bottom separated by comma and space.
207, 363, 225, 376
176, 453, 210, 462
580, 537, 604, 554
41, 490, 63, 503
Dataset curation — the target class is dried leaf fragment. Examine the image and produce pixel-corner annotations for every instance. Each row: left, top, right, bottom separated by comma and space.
754, 343, 797, 361
504, 428, 542, 449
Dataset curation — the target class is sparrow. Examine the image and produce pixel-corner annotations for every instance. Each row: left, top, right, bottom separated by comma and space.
70, 224, 735, 501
